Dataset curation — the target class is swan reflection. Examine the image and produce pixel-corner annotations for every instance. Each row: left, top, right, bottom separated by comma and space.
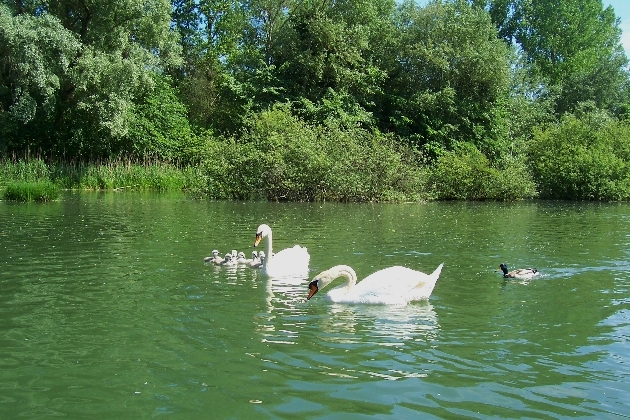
319, 303, 440, 344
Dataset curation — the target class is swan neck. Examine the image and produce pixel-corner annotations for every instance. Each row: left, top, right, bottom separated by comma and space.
263, 230, 272, 270
321, 266, 356, 294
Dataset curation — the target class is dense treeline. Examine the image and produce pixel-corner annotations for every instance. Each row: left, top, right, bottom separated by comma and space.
1, 0, 630, 201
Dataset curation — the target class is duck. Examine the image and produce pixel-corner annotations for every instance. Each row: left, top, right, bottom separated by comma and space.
204, 250, 225, 265
253, 224, 310, 277
307, 263, 444, 305
498, 263, 539, 279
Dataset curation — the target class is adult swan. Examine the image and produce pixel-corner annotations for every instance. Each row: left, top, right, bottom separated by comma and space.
307, 263, 444, 305
254, 224, 310, 278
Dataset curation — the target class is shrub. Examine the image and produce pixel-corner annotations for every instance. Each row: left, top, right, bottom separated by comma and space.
528, 112, 630, 200
429, 142, 537, 200
194, 105, 430, 202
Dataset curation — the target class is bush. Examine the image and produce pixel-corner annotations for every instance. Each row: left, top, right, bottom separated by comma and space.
195, 105, 429, 202
429, 142, 537, 200
528, 111, 630, 200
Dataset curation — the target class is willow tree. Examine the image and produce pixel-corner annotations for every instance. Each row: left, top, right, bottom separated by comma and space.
0, 4, 81, 155
1, 0, 182, 159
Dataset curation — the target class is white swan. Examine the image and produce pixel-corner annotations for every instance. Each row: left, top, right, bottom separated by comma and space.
307, 263, 444, 304
254, 224, 310, 277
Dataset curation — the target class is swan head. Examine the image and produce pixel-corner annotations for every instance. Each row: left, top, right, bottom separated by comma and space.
254, 224, 271, 247
238, 251, 246, 259
251, 250, 258, 258
306, 279, 319, 300
307, 279, 320, 300
212, 250, 219, 257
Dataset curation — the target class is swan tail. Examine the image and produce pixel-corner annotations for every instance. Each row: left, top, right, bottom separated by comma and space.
430, 263, 444, 280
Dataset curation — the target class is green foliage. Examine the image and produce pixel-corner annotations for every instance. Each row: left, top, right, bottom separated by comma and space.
124, 74, 197, 160
383, 1, 512, 155
56, 161, 193, 191
0, 159, 199, 192
1, 0, 182, 159
195, 106, 429, 202
489, 0, 629, 115
3, 0, 630, 203
429, 142, 537, 200
0, 5, 82, 152
0, 159, 51, 183
528, 110, 630, 200
3, 181, 60, 202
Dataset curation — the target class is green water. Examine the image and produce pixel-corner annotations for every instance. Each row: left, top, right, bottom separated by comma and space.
1, 192, 629, 419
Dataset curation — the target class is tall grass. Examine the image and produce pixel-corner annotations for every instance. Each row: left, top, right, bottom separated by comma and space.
1, 159, 201, 192
3, 181, 60, 202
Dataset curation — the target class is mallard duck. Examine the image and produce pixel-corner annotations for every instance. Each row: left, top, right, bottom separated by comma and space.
498, 263, 539, 279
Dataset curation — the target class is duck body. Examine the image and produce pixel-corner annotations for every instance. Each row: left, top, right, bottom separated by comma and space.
254, 224, 310, 277
499, 263, 539, 279
307, 263, 444, 305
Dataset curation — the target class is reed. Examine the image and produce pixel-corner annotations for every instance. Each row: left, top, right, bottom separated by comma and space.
1, 159, 197, 192
3, 181, 60, 202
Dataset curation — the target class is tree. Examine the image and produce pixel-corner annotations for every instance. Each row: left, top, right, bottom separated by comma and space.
484, 0, 629, 115
1, 0, 183, 159
382, 0, 512, 158
0, 4, 81, 155
266, 0, 393, 127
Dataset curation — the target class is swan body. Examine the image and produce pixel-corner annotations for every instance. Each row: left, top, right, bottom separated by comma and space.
499, 263, 538, 279
307, 263, 444, 305
254, 224, 310, 277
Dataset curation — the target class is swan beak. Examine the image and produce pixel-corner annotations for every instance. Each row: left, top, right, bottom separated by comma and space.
307, 280, 319, 300
254, 233, 262, 247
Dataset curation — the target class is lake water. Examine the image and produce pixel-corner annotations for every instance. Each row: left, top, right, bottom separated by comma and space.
1, 192, 629, 419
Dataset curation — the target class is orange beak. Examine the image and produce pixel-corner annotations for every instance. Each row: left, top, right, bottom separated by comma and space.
254, 233, 262, 247
306, 280, 319, 300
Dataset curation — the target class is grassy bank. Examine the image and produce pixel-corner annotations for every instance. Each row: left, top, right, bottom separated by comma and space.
0, 159, 204, 193
3, 181, 60, 202
0, 109, 539, 202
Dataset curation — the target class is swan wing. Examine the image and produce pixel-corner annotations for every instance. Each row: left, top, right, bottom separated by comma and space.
264, 245, 310, 278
